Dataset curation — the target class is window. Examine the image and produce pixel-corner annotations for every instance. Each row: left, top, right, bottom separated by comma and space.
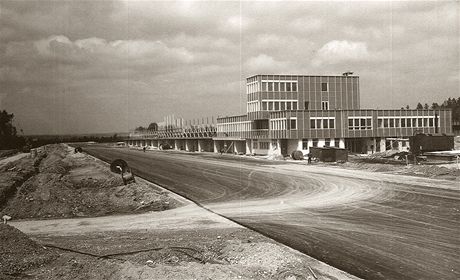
424, 118, 428, 127
321, 101, 329, 110
286, 83, 291, 91
279, 82, 284, 91
349, 117, 372, 130
412, 118, 417, 127
302, 139, 309, 150
389, 119, 394, 128
395, 118, 400, 128
311, 117, 335, 129
292, 102, 297, 110
292, 83, 297, 92
321, 82, 328, 91
253, 140, 258, 149
269, 102, 273, 110
312, 138, 318, 147
259, 142, 269, 149
407, 118, 412, 127
325, 138, 331, 147
384, 119, 389, 127
286, 102, 291, 110
418, 118, 423, 127
262, 102, 267, 111
429, 118, 434, 127
334, 139, 339, 148
275, 102, 280, 111
378, 119, 383, 128
262, 82, 267, 91
281, 102, 285, 110
329, 119, 335, 129
401, 118, 406, 127
304, 101, 309, 110
290, 118, 297, 130
268, 82, 273, 91
274, 82, 279, 91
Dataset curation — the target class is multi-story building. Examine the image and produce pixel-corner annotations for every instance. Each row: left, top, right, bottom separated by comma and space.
127, 74, 452, 156
213, 74, 452, 155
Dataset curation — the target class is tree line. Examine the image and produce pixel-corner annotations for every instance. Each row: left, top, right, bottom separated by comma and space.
0, 110, 123, 151
402, 97, 460, 122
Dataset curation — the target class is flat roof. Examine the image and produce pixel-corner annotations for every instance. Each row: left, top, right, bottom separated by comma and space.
247, 74, 359, 79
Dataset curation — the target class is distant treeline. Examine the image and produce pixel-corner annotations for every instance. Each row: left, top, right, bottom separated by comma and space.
406, 97, 460, 122
0, 109, 125, 151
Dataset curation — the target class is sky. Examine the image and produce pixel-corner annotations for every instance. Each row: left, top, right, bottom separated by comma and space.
0, 0, 459, 135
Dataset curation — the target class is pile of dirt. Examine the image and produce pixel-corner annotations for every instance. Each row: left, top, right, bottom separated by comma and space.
1, 144, 182, 219
0, 156, 37, 208
400, 164, 460, 179
0, 224, 56, 278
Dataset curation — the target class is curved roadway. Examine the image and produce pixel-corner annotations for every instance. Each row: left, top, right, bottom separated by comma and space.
83, 146, 460, 280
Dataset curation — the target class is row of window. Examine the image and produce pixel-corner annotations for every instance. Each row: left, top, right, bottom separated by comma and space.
310, 117, 335, 129
246, 81, 259, 94
217, 121, 251, 133
253, 140, 270, 150
377, 117, 437, 128
247, 101, 260, 113
348, 117, 372, 130
262, 100, 298, 111
270, 118, 297, 130
261, 81, 298, 92
302, 138, 339, 149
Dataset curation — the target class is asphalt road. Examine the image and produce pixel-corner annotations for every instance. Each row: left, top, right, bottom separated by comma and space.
83, 145, 460, 280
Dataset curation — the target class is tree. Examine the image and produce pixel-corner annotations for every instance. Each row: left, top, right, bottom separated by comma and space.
134, 126, 146, 132
431, 103, 440, 109
147, 122, 158, 131
0, 110, 24, 149
423, 103, 429, 110
406, 105, 410, 110
416, 103, 423, 110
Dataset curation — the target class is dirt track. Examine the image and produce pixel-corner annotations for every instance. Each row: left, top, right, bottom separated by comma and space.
75, 146, 460, 280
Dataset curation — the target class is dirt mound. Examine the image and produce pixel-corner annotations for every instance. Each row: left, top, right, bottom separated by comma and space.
0, 224, 56, 277
402, 164, 460, 178
1, 144, 181, 219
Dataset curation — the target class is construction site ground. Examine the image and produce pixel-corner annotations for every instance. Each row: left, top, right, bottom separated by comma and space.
1, 145, 357, 280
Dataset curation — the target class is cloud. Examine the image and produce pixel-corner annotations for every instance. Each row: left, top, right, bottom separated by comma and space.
313, 40, 371, 66
0, 0, 458, 134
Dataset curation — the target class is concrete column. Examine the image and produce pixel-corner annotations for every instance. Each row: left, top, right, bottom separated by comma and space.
329, 138, 334, 147
339, 138, 345, 149
318, 138, 326, 148
297, 140, 303, 151
185, 140, 190, 152
198, 140, 203, 152
174, 140, 179, 150
246, 140, 251, 155
379, 139, 386, 152
213, 141, 218, 153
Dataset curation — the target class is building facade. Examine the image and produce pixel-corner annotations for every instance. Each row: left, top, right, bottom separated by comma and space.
127, 74, 452, 156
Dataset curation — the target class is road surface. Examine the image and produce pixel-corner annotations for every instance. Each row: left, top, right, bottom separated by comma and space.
83, 146, 459, 280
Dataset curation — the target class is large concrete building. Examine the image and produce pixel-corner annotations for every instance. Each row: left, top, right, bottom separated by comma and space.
127, 74, 452, 156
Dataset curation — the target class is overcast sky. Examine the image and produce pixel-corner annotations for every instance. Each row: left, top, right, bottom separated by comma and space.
0, 0, 459, 135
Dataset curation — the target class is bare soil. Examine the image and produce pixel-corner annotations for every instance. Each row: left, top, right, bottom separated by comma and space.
0, 144, 183, 220
8, 225, 355, 280
0, 224, 57, 279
